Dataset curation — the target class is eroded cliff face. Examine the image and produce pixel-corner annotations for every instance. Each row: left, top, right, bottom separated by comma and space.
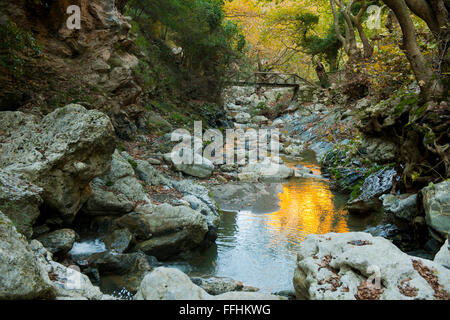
0, 0, 143, 138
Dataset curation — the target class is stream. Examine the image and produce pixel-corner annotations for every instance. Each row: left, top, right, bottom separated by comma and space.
166, 150, 381, 293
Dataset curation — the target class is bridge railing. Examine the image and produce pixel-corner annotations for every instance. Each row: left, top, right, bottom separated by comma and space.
225, 71, 318, 88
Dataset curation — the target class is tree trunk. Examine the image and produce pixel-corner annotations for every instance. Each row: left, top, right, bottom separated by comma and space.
351, 0, 374, 59
315, 60, 330, 88
383, 0, 443, 98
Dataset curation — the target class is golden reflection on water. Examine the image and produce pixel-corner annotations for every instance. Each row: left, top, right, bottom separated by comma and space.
265, 177, 349, 247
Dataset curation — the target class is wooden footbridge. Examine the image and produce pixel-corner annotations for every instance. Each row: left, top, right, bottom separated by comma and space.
225, 72, 318, 99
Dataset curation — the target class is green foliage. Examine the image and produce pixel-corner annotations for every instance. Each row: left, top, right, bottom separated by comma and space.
128, 0, 245, 76
127, 159, 138, 169
0, 20, 41, 78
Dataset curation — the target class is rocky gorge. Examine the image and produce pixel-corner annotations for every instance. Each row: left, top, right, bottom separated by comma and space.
0, 0, 449, 302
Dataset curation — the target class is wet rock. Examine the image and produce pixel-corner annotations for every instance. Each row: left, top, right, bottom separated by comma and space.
380, 193, 418, 222
348, 168, 396, 216
310, 141, 334, 163
0, 169, 43, 238
333, 168, 365, 193
434, 239, 450, 269
135, 267, 285, 300
421, 181, 450, 238
103, 229, 133, 253
0, 104, 116, 223
36, 229, 77, 256
293, 232, 450, 300
0, 212, 56, 299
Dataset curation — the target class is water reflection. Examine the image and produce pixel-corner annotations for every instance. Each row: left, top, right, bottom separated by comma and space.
265, 178, 349, 250
176, 153, 375, 292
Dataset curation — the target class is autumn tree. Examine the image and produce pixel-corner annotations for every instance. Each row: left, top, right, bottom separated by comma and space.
330, 0, 374, 63
382, 0, 448, 99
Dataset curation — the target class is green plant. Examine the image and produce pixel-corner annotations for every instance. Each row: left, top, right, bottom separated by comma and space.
127, 159, 138, 169
0, 20, 41, 78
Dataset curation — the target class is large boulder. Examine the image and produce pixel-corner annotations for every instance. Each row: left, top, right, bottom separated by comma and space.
293, 232, 450, 300
132, 204, 209, 259
0, 169, 43, 238
421, 181, 450, 238
134, 267, 284, 300
135, 267, 209, 300
0, 212, 56, 299
0, 104, 116, 223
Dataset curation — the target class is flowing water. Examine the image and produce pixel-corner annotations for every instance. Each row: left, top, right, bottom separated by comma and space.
169, 150, 381, 293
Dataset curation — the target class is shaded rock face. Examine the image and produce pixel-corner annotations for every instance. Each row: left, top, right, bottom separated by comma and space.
348, 168, 397, 216
293, 232, 450, 300
0, 104, 116, 223
0, 212, 56, 300
421, 181, 450, 239
0, 169, 43, 238
134, 267, 285, 300
0, 0, 143, 138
